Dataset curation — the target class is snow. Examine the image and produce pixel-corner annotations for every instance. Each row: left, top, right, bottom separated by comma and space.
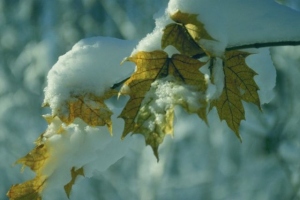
42, 110, 132, 198
43, 37, 137, 115
146, 76, 204, 112
245, 48, 277, 104
200, 57, 225, 101
139, 76, 206, 132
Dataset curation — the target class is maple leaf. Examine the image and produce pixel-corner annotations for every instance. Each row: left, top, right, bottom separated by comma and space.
119, 50, 207, 159
7, 143, 49, 200
16, 144, 49, 172
57, 90, 116, 133
64, 167, 84, 198
162, 10, 215, 57
7, 176, 46, 200
211, 50, 260, 140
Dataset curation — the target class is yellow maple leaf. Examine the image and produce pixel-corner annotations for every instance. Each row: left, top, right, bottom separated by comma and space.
162, 10, 215, 57
119, 50, 207, 159
211, 50, 260, 140
57, 90, 116, 133
7, 176, 46, 200
16, 144, 49, 172
64, 167, 84, 198
7, 143, 49, 200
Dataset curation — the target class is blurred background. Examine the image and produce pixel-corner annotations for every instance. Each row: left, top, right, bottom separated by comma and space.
1, 0, 300, 199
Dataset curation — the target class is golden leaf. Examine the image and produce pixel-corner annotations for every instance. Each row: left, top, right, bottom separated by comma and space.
58, 90, 116, 133
16, 144, 49, 173
162, 10, 215, 56
64, 167, 84, 199
7, 176, 46, 200
170, 10, 215, 42
162, 23, 204, 56
8, 136, 49, 200
119, 50, 207, 159
211, 50, 260, 140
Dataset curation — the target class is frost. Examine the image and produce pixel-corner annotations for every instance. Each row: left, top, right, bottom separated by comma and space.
144, 76, 205, 117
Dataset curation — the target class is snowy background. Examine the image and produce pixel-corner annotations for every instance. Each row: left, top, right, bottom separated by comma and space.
1, 0, 300, 200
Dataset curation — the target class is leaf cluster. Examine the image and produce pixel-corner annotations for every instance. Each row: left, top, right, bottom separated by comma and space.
8, 10, 262, 200
119, 10, 260, 159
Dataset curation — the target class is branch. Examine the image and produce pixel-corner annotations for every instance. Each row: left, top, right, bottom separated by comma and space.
193, 40, 300, 59
226, 41, 300, 51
